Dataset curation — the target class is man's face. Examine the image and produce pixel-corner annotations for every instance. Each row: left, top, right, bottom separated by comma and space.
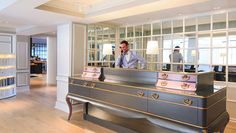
120, 43, 128, 53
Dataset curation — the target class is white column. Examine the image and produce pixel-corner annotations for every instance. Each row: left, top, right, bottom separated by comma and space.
47, 36, 57, 85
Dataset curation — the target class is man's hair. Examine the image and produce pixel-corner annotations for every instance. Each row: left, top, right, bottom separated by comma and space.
120, 40, 129, 46
174, 46, 180, 52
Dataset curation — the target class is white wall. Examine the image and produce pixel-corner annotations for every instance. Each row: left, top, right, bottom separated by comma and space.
47, 36, 57, 85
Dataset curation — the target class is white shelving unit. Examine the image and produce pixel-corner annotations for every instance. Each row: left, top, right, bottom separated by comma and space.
0, 54, 16, 99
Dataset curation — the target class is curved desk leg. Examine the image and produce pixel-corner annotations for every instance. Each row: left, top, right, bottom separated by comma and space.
66, 95, 72, 120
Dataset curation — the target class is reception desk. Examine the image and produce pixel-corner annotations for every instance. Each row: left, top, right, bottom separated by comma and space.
67, 68, 229, 133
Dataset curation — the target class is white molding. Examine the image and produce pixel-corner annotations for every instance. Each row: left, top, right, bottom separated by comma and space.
56, 75, 69, 83
55, 101, 69, 113
230, 118, 236, 122
227, 99, 236, 103
16, 86, 29, 92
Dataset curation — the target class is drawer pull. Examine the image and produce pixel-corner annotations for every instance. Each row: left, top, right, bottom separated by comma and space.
93, 68, 98, 72
90, 83, 96, 88
151, 93, 159, 99
183, 99, 193, 105
137, 91, 145, 97
181, 83, 190, 89
182, 75, 190, 81
161, 73, 168, 79
160, 81, 168, 86
83, 82, 88, 86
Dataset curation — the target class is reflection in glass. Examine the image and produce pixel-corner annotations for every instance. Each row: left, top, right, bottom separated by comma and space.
163, 50, 171, 63
212, 65, 226, 81
127, 38, 134, 49
198, 65, 211, 72
184, 64, 195, 72
213, 13, 226, 30
184, 49, 196, 64
228, 66, 236, 82
184, 34, 196, 48
143, 37, 151, 49
198, 34, 210, 48
153, 22, 161, 35
212, 33, 226, 47
212, 48, 227, 65
163, 35, 172, 48
185, 17, 196, 32
162, 63, 171, 71
133, 38, 142, 49
119, 27, 126, 38
127, 27, 134, 38
198, 49, 210, 64
135, 25, 142, 37
162, 21, 172, 34
173, 35, 183, 48
229, 32, 236, 47
198, 15, 211, 31
173, 19, 183, 33
143, 24, 151, 36
229, 11, 236, 28
228, 48, 236, 65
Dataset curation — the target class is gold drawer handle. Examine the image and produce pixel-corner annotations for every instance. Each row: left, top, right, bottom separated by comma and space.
90, 83, 96, 88
151, 93, 159, 99
182, 75, 190, 81
137, 91, 145, 97
160, 81, 168, 86
181, 83, 190, 89
161, 73, 168, 79
93, 68, 98, 72
184, 99, 193, 105
83, 82, 88, 86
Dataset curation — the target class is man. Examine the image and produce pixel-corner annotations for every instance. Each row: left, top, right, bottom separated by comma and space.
116, 40, 146, 69
169, 46, 183, 72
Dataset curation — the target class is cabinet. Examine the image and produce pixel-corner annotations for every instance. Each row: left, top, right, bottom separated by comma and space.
0, 54, 16, 99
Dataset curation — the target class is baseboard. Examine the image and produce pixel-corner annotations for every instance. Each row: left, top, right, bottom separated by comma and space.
55, 101, 69, 113
230, 118, 236, 122
55, 100, 83, 113
16, 86, 30, 92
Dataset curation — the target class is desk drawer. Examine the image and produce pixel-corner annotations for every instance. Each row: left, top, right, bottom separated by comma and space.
148, 90, 198, 107
69, 84, 90, 98
90, 88, 147, 112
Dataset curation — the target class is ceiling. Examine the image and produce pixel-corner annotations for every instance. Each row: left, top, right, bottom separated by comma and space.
0, 0, 235, 35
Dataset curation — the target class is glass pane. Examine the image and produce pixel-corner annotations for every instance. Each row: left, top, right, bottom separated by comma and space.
212, 48, 227, 65
143, 37, 151, 49
127, 26, 134, 38
184, 64, 196, 73
184, 33, 196, 48
153, 36, 162, 50
198, 49, 210, 64
213, 13, 226, 30
162, 63, 171, 71
163, 35, 172, 49
173, 19, 183, 33
185, 17, 196, 32
88, 25, 95, 36
96, 26, 103, 35
212, 65, 226, 81
172, 35, 183, 48
127, 38, 134, 49
119, 27, 126, 38
143, 24, 151, 36
198, 34, 210, 48
229, 32, 236, 47
135, 25, 142, 37
133, 38, 142, 49
153, 22, 161, 35
198, 65, 211, 72
229, 11, 236, 28
88, 50, 95, 61
212, 33, 226, 47
163, 49, 171, 63
228, 48, 236, 65
228, 66, 236, 82
162, 21, 172, 34
198, 15, 211, 31
184, 49, 196, 64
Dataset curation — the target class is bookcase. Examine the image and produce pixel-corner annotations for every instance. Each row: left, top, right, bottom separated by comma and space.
0, 54, 16, 99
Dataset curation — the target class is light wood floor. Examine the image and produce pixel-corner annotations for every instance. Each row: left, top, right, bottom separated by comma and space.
0, 75, 235, 133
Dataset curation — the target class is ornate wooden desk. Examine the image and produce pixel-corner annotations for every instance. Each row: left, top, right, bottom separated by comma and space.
67, 68, 229, 133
